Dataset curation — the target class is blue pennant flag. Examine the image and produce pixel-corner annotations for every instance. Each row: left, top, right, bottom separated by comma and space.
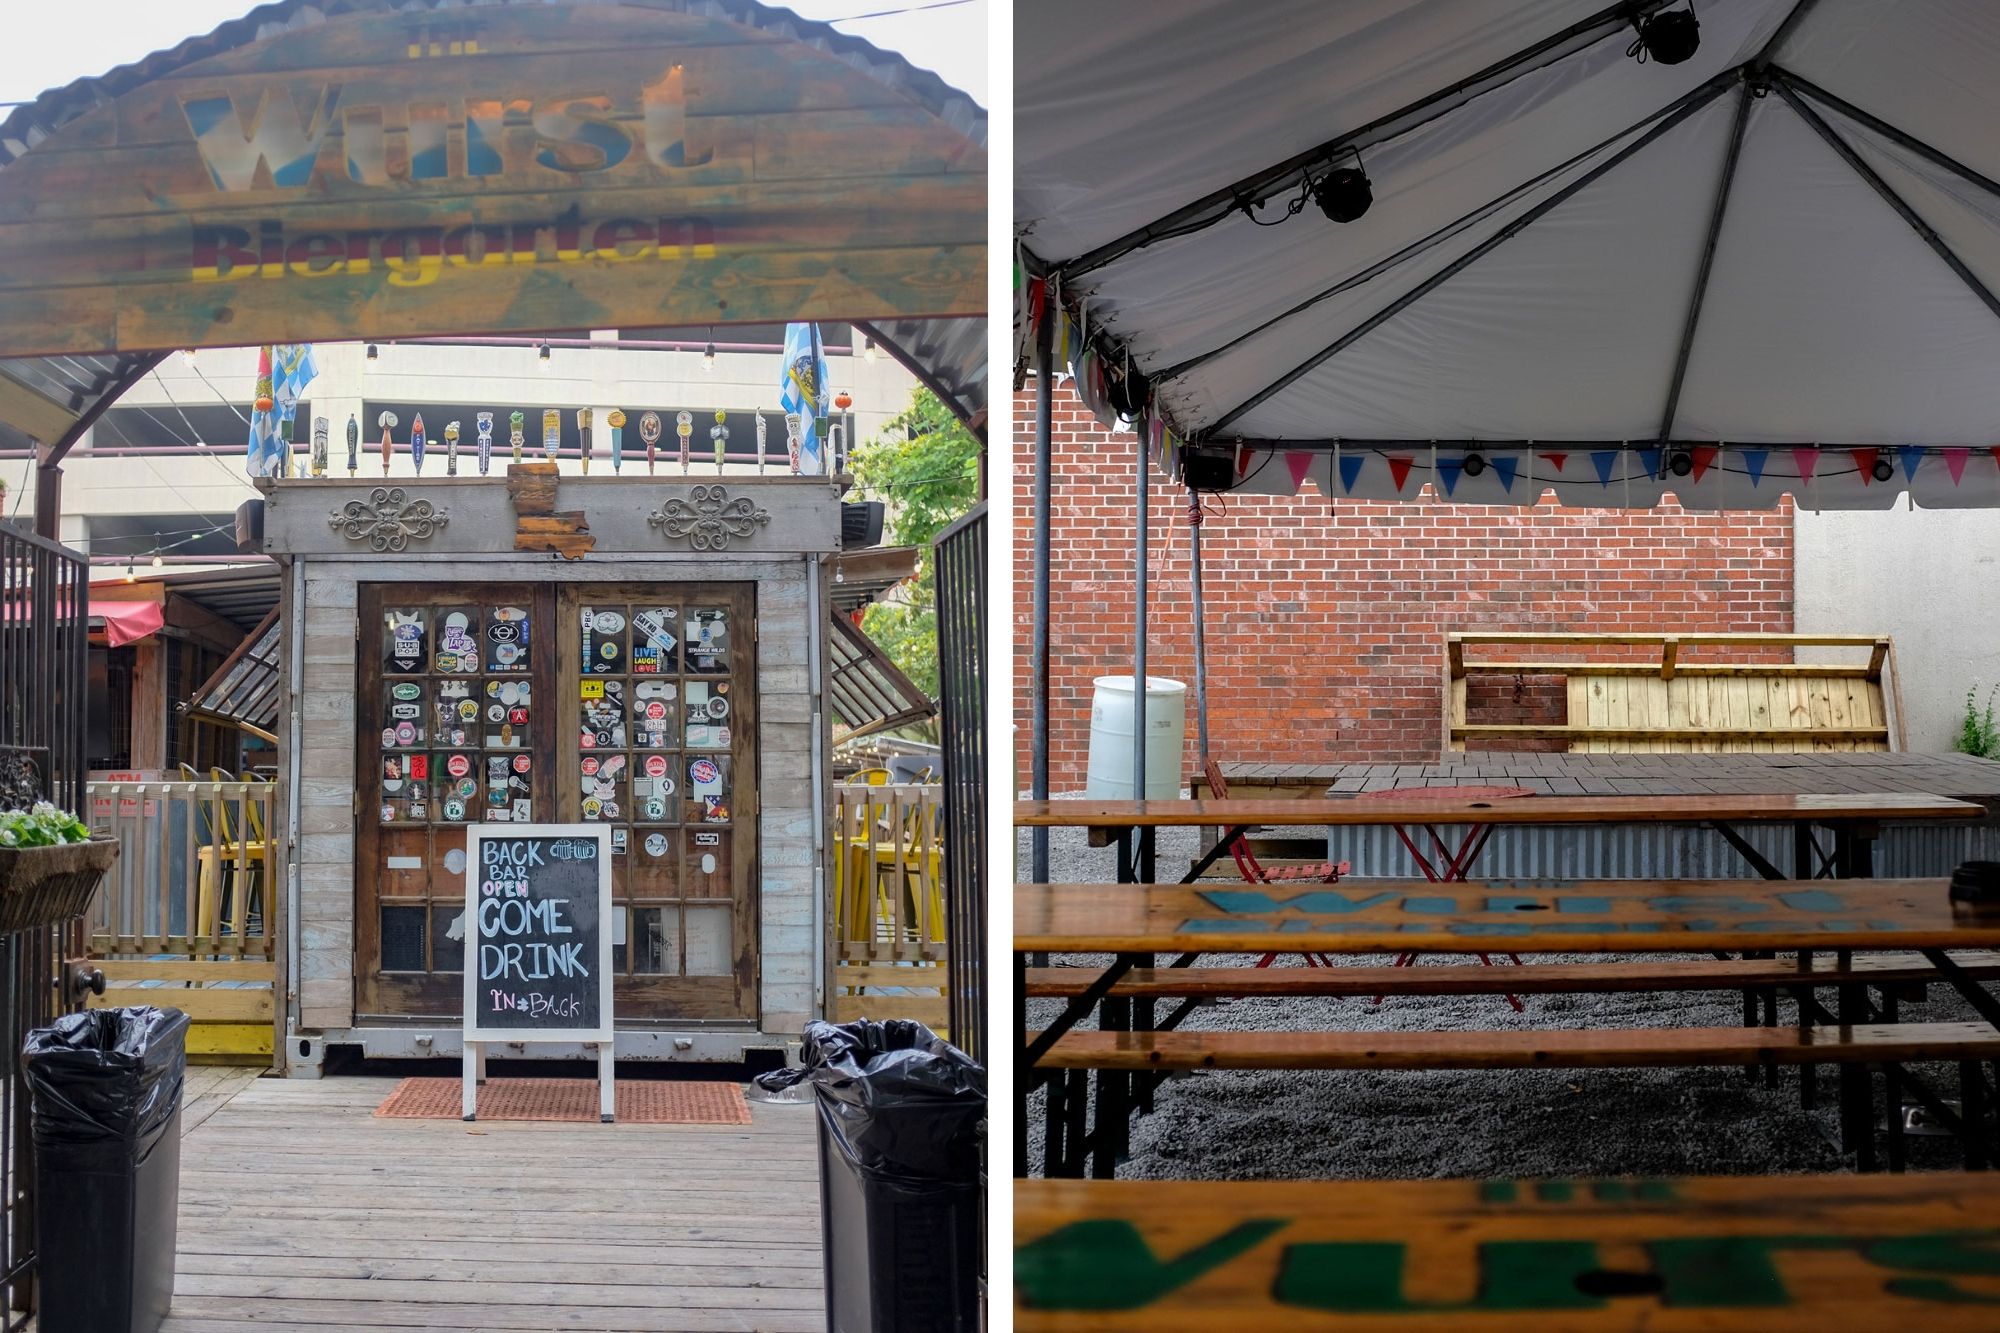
1435, 455, 1465, 496
1898, 445, 1925, 482
1492, 456, 1518, 493
1741, 449, 1769, 486
1637, 447, 1663, 480
1590, 451, 1619, 486
1337, 453, 1365, 494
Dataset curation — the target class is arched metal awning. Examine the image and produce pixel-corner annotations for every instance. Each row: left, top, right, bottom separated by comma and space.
0, 0, 988, 483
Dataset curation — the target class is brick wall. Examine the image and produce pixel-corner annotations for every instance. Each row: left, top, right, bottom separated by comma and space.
1013, 392, 1795, 790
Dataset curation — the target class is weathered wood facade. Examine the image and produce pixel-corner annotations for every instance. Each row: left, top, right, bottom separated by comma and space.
261, 473, 838, 1071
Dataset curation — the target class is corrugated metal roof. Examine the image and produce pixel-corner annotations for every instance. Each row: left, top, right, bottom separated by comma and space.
0, 0, 987, 457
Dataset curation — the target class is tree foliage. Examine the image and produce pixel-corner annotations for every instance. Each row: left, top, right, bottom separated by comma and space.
846, 387, 980, 698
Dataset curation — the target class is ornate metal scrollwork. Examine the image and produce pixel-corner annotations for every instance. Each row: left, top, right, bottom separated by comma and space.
327, 487, 449, 552
647, 485, 771, 551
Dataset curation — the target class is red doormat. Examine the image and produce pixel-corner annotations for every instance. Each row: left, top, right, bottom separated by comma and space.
374, 1077, 751, 1124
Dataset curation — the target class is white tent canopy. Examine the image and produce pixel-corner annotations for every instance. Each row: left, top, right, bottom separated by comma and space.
1016, 0, 2000, 509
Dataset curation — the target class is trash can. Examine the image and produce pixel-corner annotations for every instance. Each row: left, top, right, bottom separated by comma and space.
758, 1018, 984, 1332
23, 1006, 191, 1333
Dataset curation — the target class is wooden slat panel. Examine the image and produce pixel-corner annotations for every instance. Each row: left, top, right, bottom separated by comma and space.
89, 987, 273, 1021
1458, 662, 1875, 677
1012, 879, 2000, 955
1017, 1173, 2000, 1328
1031, 1021, 2000, 1071
1451, 725, 1888, 743
96, 959, 275, 982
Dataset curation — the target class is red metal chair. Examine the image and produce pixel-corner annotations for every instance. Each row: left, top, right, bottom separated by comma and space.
1202, 759, 1349, 967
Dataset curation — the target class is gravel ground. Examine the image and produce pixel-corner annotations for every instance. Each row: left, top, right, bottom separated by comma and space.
1018, 824, 1981, 1180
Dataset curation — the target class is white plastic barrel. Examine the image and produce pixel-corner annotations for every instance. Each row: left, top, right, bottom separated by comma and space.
1084, 676, 1188, 799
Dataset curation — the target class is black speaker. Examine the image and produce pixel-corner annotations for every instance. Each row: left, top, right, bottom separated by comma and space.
840, 500, 885, 549
1182, 452, 1235, 492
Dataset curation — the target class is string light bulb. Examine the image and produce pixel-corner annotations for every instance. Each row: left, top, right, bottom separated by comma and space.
150, 552, 164, 569
123, 562, 136, 583
179, 348, 196, 368
863, 337, 877, 364
365, 343, 379, 362
703, 328, 716, 372
538, 341, 552, 367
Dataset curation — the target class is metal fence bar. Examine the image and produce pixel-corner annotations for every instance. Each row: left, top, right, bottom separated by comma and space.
933, 502, 986, 1065
0, 523, 90, 1328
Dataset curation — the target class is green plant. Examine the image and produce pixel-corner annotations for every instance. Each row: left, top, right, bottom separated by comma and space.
0, 802, 91, 848
846, 387, 980, 699
1957, 685, 2000, 758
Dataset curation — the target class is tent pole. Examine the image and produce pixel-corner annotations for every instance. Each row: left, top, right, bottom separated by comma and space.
1187, 489, 1211, 764
1030, 292, 1054, 890
1134, 417, 1153, 880
1659, 79, 1753, 441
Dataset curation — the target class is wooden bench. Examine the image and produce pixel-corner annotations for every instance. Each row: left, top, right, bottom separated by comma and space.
1445, 631, 1904, 753
1016, 1173, 2000, 1327
1029, 1021, 2000, 1070
1023, 950, 2000, 999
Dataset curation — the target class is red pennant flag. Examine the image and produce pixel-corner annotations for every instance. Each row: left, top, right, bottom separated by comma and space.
1386, 455, 1415, 492
1792, 447, 1820, 483
1945, 447, 1971, 485
1286, 451, 1314, 490
1542, 451, 1568, 473
1990, 445, 2000, 472
1850, 448, 1879, 485
1689, 446, 1717, 482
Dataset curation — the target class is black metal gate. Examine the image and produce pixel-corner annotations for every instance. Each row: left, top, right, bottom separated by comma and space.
933, 502, 985, 1065
0, 524, 90, 1326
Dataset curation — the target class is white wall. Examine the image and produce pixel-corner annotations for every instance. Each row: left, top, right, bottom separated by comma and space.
1795, 506, 2000, 750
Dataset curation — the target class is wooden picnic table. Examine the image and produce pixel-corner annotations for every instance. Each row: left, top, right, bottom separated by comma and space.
1019, 877, 2000, 1179
1016, 1172, 2000, 1329
1018, 791, 1983, 882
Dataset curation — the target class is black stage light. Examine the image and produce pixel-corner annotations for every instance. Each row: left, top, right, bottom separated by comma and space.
1183, 451, 1235, 492
1461, 452, 1487, 477
1315, 166, 1373, 224
1668, 449, 1694, 477
1872, 456, 1895, 482
1632, 7, 1700, 65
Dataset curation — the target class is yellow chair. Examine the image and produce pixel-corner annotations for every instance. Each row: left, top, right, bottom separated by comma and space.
194, 772, 271, 950
853, 767, 892, 786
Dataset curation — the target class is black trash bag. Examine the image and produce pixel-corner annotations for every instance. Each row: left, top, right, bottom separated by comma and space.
23, 1006, 191, 1171
764, 1018, 984, 1186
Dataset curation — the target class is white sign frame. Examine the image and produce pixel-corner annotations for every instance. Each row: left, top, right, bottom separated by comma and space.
461, 823, 615, 1122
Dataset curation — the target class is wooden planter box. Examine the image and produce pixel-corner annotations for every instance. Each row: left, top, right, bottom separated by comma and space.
0, 836, 118, 934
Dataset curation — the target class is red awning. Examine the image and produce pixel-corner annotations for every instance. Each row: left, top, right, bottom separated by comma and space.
87, 595, 165, 647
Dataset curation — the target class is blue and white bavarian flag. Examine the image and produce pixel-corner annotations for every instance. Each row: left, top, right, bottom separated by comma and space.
779, 323, 830, 476
246, 344, 318, 477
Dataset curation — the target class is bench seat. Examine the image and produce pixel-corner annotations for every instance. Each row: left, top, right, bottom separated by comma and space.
1024, 950, 2000, 999
1016, 1173, 2000, 1328
1028, 1020, 2000, 1071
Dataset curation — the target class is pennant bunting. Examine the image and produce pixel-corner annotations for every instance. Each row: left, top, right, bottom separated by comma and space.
1590, 451, 1619, 486
1337, 453, 1365, 494
1945, 447, 1971, 485
1542, 451, 1568, 473
1792, 448, 1820, 484
1897, 445, 1925, 482
1491, 456, 1518, 493
1689, 446, 1717, 483
1386, 455, 1415, 492
1637, 447, 1663, 480
1741, 449, 1769, 486
1278, 450, 1311, 490
1850, 448, 1879, 485
1435, 455, 1465, 496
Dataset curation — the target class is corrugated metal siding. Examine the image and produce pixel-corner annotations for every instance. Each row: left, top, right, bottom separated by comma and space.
1331, 822, 2000, 880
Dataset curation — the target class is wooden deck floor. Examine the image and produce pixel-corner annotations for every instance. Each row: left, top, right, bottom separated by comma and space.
152, 1074, 826, 1332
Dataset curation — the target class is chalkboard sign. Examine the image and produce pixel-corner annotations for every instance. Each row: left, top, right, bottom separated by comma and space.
463, 824, 613, 1043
